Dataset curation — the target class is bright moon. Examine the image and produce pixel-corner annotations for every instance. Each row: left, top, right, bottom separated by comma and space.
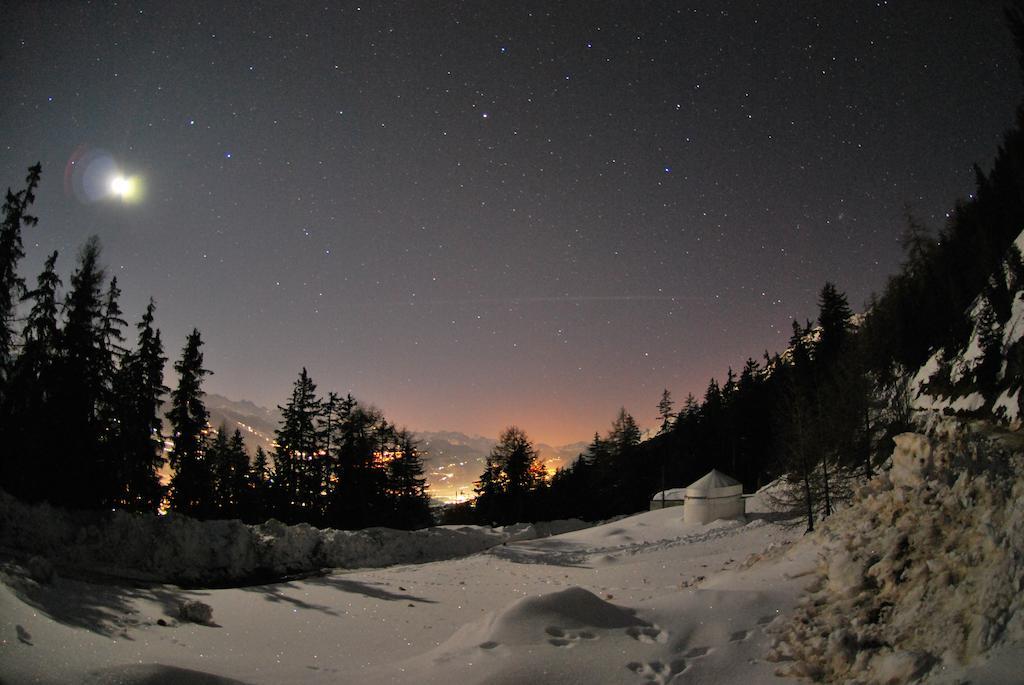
109, 174, 139, 201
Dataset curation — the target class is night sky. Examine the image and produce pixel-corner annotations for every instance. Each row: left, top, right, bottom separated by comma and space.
1, 1, 1019, 446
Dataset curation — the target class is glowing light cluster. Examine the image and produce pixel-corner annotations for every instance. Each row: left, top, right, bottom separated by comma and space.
109, 174, 141, 202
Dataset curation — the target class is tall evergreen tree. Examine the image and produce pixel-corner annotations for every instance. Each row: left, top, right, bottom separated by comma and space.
55, 237, 108, 507
0, 163, 41, 392
95, 276, 128, 506
2, 251, 61, 500
224, 428, 250, 518
329, 401, 389, 528
474, 426, 544, 525
208, 426, 249, 519
273, 368, 323, 521
608, 408, 642, 454
816, 282, 854, 371
387, 428, 432, 529
656, 389, 675, 435
207, 425, 232, 516
248, 445, 273, 522
19, 251, 61, 368
316, 391, 341, 516
167, 329, 212, 518
109, 300, 168, 512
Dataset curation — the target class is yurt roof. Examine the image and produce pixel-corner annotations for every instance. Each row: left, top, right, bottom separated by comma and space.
685, 469, 742, 498
650, 488, 686, 501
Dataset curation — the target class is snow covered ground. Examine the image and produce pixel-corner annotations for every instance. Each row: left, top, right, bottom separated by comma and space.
1, 490, 816, 684
3, 427, 1021, 685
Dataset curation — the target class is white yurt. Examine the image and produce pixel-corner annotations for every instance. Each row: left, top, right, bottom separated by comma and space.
649, 487, 686, 510
682, 469, 745, 524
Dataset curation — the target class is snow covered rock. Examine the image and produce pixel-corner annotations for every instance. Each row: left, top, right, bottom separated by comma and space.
178, 599, 214, 625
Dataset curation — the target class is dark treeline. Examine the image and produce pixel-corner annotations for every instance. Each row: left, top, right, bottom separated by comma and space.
0, 171, 430, 529
0, 168, 169, 513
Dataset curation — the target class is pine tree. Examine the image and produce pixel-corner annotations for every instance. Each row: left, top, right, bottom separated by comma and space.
206, 426, 249, 519
776, 370, 819, 533
207, 425, 232, 516
224, 429, 250, 519
329, 402, 389, 528
387, 428, 432, 529
474, 426, 544, 525
608, 408, 642, 454
816, 282, 854, 371
473, 453, 504, 524
19, 251, 61, 367
273, 368, 323, 521
606, 408, 644, 512
776, 319, 820, 531
316, 391, 341, 516
580, 432, 608, 467
656, 389, 675, 435
0, 163, 42, 393
129, 300, 168, 509
2, 251, 61, 500
248, 445, 272, 522
167, 329, 213, 518
55, 237, 108, 507
95, 276, 128, 506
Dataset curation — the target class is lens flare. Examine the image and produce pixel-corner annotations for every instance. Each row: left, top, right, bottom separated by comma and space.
63, 147, 144, 205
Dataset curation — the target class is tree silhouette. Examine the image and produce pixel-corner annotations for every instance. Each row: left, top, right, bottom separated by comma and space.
0, 163, 41, 393
167, 329, 213, 518
273, 368, 323, 521
474, 426, 545, 525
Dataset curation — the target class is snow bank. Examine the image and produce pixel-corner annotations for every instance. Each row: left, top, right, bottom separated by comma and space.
0, 491, 589, 586
769, 428, 1024, 682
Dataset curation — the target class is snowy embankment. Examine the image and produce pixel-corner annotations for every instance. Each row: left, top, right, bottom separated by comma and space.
0, 490, 588, 585
770, 424, 1024, 683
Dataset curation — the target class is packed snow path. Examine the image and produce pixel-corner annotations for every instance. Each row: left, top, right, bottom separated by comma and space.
1, 501, 815, 684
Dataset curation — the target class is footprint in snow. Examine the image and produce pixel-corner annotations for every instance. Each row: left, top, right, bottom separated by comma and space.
682, 646, 710, 658
16, 625, 32, 645
756, 615, 776, 626
545, 626, 600, 647
729, 629, 751, 642
626, 625, 668, 644
626, 658, 687, 683
478, 641, 500, 650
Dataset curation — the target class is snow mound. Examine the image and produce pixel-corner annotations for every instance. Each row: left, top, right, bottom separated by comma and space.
484, 587, 645, 639
769, 428, 1024, 682
0, 491, 588, 585
445, 587, 646, 650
